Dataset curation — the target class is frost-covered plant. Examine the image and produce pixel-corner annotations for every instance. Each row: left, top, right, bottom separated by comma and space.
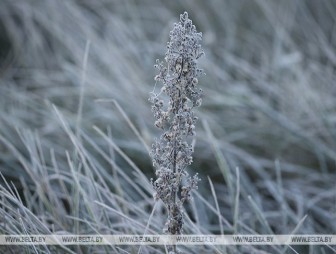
149, 12, 204, 238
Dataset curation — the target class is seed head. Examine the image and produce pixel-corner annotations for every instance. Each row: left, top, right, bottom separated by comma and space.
149, 11, 204, 236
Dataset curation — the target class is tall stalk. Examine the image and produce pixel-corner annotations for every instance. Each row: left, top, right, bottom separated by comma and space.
149, 12, 205, 251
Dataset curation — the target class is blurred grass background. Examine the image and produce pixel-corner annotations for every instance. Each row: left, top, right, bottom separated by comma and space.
0, 0, 335, 253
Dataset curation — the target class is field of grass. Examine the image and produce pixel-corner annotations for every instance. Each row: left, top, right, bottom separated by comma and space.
0, 1, 335, 253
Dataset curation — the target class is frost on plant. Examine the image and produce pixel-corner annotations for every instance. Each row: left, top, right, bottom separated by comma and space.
149, 12, 204, 235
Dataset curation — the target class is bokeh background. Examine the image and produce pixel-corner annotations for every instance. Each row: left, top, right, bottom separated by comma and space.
0, 1, 335, 253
